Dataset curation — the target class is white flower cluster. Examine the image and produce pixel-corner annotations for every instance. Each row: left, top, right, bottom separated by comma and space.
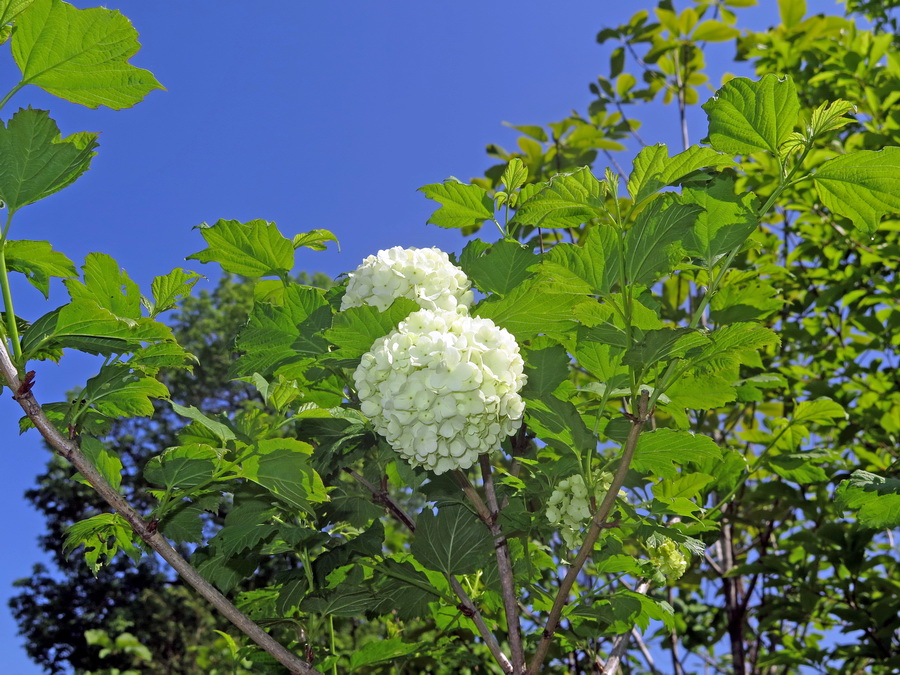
354, 307, 526, 474
649, 539, 688, 580
546, 472, 614, 550
341, 246, 474, 313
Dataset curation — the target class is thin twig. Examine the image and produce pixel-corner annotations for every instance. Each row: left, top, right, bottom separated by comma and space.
527, 391, 650, 675
630, 625, 661, 675
603, 580, 653, 674
480, 454, 525, 673
345, 467, 513, 674
0, 343, 320, 675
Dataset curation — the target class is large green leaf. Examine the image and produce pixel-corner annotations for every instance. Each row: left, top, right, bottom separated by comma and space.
543, 226, 618, 295
188, 219, 295, 278
813, 148, 900, 234
474, 273, 582, 340
632, 429, 722, 479
460, 239, 537, 296
11, 0, 162, 109
702, 74, 800, 155
170, 402, 236, 444
144, 444, 218, 490
523, 342, 570, 398
300, 587, 376, 618
209, 523, 278, 559
0, 108, 97, 214
684, 322, 779, 375
4, 239, 76, 298
682, 175, 759, 263
624, 196, 702, 286
65, 252, 142, 320
622, 328, 709, 370
627, 144, 732, 206
512, 167, 607, 229
836, 471, 900, 529
149, 268, 202, 317
242, 440, 327, 513
349, 638, 421, 669
323, 297, 417, 363
371, 558, 442, 621
0, 0, 33, 26
418, 180, 494, 229
80, 363, 169, 418
409, 504, 493, 576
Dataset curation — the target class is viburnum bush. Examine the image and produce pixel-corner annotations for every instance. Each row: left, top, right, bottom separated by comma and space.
3, 1, 900, 674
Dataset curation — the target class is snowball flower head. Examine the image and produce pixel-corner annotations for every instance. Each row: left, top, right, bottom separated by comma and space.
354, 308, 526, 474
341, 246, 474, 313
546, 472, 615, 550
649, 539, 688, 580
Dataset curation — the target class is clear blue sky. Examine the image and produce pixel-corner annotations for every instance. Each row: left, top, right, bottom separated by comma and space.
0, 1, 837, 672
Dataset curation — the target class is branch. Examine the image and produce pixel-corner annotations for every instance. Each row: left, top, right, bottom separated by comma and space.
0, 344, 320, 675
602, 580, 653, 675
345, 466, 513, 674
527, 391, 650, 675
480, 454, 525, 673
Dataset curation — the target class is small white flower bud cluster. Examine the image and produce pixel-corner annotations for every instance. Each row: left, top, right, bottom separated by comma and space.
546, 472, 614, 550
341, 246, 474, 313
649, 539, 688, 580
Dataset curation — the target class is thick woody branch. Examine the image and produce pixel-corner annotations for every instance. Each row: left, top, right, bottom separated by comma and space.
0, 343, 320, 675
345, 466, 513, 674
527, 391, 650, 675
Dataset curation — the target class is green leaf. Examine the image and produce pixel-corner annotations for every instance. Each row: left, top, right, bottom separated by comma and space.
300, 587, 375, 618
65, 252, 141, 320
64, 513, 141, 575
79, 435, 123, 491
682, 174, 759, 263
792, 397, 847, 424
622, 328, 709, 370
702, 74, 800, 155
210, 523, 278, 559
809, 99, 856, 138
513, 167, 607, 229
460, 239, 537, 296
149, 268, 202, 317
80, 363, 169, 418
349, 638, 420, 670
544, 226, 618, 295
813, 148, 900, 234
654, 473, 714, 501
836, 471, 900, 529
633, 429, 722, 479
144, 444, 218, 490
692, 19, 740, 41
242, 440, 327, 514
767, 450, 829, 484
501, 157, 528, 194
313, 521, 384, 586
12, 0, 163, 109
410, 504, 493, 576
684, 322, 779, 375
625, 196, 702, 286
292, 228, 339, 251
0, 108, 97, 214
4, 239, 76, 298
170, 401, 236, 444
627, 144, 732, 206
418, 180, 494, 229
474, 273, 581, 340
523, 342, 570, 398
371, 558, 442, 621
187, 219, 294, 278
778, 0, 806, 27
323, 297, 417, 362
0, 0, 34, 26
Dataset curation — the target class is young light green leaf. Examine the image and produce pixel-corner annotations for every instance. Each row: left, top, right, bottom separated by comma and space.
418, 180, 494, 229
633, 429, 722, 479
0, 0, 34, 25
792, 397, 847, 424
65, 253, 142, 320
622, 328, 710, 369
460, 239, 537, 296
692, 19, 740, 41
149, 268, 202, 317
4, 239, 76, 298
242, 441, 327, 513
702, 74, 800, 155
813, 148, 900, 234
809, 99, 856, 138
501, 157, 528, 193
682, 174, 759, 263
836, 470, 900, 529
0, 108, 97, 214
512, 167, 607, 229
80, 363, 169, 418
170, 401, 236, 443
627, 144, 732, 206
543, 226, 618, 295
409, 504, 493, 576
684, 322, 779, 375
474, 274, 581, 340
625, 196, 703, 286
292, 228, 339, 251
778, 0, 806, 28
12, 0, 163, 109
80, 436, 123, 491
187, 219, 294, 278
64, 513, 141, 575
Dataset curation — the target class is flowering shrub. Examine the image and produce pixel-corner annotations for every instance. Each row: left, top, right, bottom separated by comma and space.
353, 308, 526, 474
546, 472, 615, 549
340, 246, 474, 313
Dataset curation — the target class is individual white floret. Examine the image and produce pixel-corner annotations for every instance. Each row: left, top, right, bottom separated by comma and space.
546, 472, 615, 550
354, 308, 526, 474
341, 246, 475, 313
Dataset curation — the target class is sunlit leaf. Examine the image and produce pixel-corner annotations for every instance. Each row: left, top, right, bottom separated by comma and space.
4, 239, 76, 298
419, 180, 494, 229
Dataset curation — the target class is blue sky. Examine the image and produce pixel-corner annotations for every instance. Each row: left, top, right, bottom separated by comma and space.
0, 1, 839, 672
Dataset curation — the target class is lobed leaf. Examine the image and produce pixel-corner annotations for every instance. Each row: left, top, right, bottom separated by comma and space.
419, 180, 494, 229
4, 239, 76, 298
409, 504, 493, 576
627, 144, 732, 206
187, 219, 295, 278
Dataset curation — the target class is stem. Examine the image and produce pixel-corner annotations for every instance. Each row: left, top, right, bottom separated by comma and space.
0, 340, 321, 675
527, 391, 650, 675
479, 455, 525, 673
0, 211, 23, 362
602, 580, 653, 674
329, 616, 337, 675
345, 467, 513, 674
0, 81, 24, 113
